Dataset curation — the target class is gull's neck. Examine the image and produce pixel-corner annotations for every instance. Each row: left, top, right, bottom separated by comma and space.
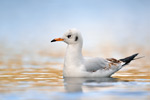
64, 43, 83, 67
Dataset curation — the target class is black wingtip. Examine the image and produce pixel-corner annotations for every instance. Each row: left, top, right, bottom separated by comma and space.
51, 39, 56, 42
120, 53, 139, 66
133, 53, 139, 56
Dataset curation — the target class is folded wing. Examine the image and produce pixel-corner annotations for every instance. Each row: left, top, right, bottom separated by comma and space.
84, 57, 122, 72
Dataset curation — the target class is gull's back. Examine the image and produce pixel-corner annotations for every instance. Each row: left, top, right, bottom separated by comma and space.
84, 57, 109, 72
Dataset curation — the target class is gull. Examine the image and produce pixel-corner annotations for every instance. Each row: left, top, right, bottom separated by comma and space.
51, 29, 141, 77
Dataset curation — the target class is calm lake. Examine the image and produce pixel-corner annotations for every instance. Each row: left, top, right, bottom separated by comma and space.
0, 53, 150, 100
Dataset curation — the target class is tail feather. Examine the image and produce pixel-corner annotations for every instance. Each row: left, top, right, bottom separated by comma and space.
119, 53, 139, 66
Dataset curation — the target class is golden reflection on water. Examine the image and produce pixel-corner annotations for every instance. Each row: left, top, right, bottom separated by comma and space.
0, 46, 150, 100
113, 64, 150, 81
0, 55, 150, 93
0, 53, 64, 93
0, 66, 63, 93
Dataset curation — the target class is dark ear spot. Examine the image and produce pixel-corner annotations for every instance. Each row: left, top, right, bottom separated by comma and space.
75, 36, 78, 41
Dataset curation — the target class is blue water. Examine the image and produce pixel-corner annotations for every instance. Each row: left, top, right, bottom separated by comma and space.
0, 55, 150, 100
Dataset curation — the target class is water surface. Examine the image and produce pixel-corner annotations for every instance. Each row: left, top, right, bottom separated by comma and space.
0, 54, 150, 100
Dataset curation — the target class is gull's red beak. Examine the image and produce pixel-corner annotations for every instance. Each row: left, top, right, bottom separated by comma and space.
51, 38, 64, 42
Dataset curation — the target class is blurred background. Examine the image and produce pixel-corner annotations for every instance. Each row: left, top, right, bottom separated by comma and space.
0, 0, 150, 68
0, 0, 150, 57
0, 1, 150, 100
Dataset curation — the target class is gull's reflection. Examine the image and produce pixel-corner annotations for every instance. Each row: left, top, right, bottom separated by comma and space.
64, 77, 118, 93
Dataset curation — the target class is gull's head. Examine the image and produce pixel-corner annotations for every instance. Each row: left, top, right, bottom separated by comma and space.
51, 29, 83, 45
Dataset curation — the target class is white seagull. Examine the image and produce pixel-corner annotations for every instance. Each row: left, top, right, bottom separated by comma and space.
51, 29, 140, 77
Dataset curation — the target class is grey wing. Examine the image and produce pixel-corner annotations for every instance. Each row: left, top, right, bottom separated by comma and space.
84, 57, 108, 72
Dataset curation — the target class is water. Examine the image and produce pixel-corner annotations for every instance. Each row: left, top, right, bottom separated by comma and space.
0, 53, 150, 100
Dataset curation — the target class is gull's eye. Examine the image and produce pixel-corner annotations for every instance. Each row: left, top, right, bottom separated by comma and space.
67, 35, 71, 38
